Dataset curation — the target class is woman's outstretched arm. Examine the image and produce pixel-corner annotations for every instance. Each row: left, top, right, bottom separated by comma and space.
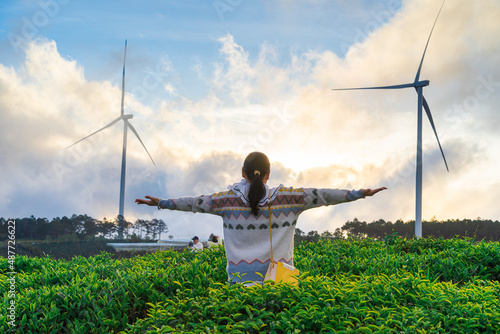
136, 194, 218, 215
302, 186, 387, 211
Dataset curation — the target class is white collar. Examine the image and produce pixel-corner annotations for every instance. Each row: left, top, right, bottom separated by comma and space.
228, 179, 281, 206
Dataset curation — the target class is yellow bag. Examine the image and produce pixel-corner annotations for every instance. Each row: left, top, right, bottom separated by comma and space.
265, 260, 300, 284
264, 198, 300, 285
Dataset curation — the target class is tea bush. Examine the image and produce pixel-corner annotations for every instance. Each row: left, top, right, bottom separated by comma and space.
1, 237, 499, 333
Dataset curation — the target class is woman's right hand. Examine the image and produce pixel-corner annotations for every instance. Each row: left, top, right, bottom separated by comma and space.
135, 195, 160, 206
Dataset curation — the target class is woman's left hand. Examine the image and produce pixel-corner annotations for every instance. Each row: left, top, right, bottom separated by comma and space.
361, 187, 387, 197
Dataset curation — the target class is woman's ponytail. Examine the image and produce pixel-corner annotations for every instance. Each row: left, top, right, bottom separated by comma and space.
243, 152, 270, 216
248, 171, 266, 216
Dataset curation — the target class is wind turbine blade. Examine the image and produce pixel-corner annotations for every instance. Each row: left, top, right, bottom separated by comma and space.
127, 121, 156, 165
422, 96, 449, 172
67, 116, 122, 148
332, 83, 415, 91
121, 40, 127, 116
415, 0, 446, 83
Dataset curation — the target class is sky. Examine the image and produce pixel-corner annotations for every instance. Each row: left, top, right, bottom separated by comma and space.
1, 0, 499, 239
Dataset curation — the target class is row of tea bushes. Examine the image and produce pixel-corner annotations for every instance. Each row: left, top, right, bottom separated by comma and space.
295, 236, 500, 283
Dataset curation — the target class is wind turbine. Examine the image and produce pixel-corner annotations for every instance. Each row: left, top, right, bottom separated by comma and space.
332, 1, 448, 238
68, 40, 155, 239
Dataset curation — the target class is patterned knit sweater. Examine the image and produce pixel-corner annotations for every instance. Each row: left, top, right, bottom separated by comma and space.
159, 181, 365, 283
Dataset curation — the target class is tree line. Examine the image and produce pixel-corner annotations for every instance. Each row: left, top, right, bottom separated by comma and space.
0, 215, 168, 241
294, 217, 500, 243
2, 215, 499, 242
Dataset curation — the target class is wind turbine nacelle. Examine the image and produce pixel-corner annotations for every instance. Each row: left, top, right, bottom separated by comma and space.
122, 114, 133, 120
415, 80, 430, 87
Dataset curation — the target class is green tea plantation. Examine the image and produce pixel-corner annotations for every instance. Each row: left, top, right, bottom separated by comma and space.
1, 237, 500, 333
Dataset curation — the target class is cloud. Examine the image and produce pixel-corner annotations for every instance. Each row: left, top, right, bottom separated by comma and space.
1, 0, 500, 239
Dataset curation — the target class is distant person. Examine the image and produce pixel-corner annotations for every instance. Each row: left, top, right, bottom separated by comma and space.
136, 152, 386, 285
191, 236, 203, 252
207, 235, 221, 248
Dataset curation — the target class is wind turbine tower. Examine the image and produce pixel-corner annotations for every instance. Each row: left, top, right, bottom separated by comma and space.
68, 40, 155, 239
332, 1, 449, 237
